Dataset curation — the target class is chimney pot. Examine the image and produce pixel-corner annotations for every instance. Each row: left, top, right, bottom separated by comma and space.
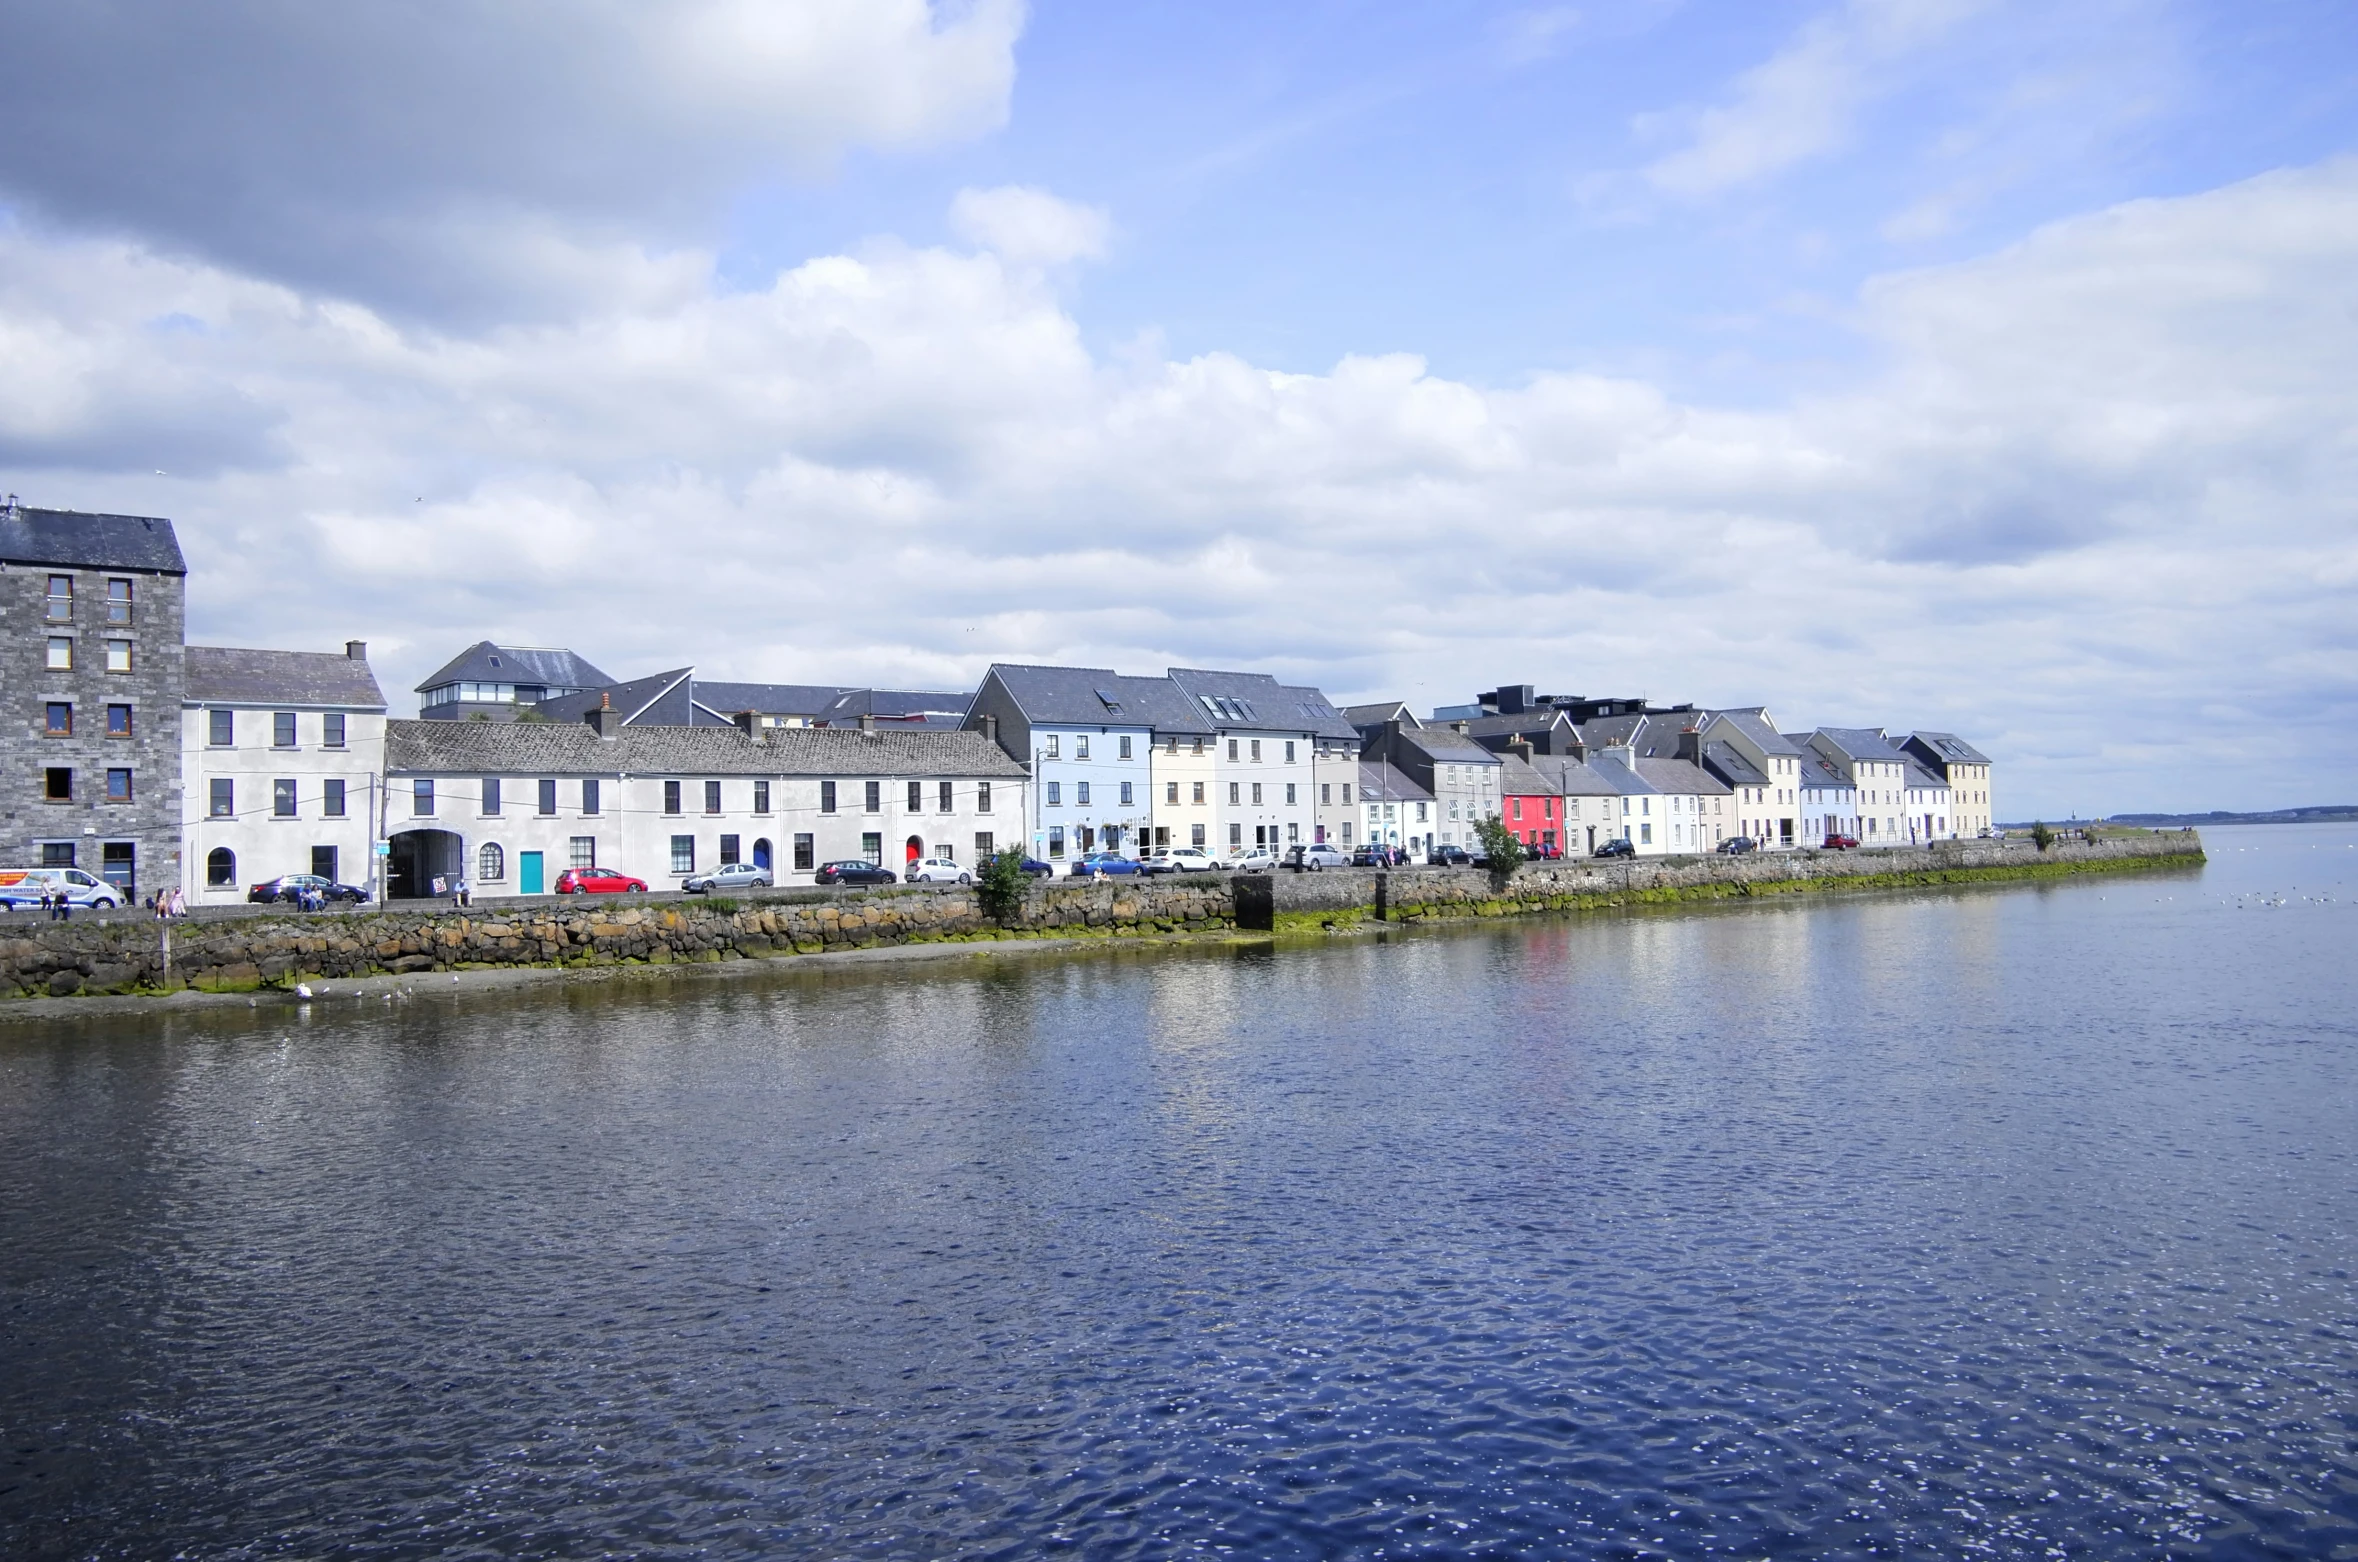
587, 692, 621, 739
345, 639, 367, 661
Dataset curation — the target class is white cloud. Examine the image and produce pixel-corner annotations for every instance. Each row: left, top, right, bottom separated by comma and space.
949, 186, 1113, 267
1, 161, 2353, 814
1643, 0, 1990, 199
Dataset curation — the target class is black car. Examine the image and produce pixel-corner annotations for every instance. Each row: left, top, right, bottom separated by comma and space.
1593, 837, 1636, 858
248, 873, 371, 905
1426, 845, 1474, 867
1716, 836, 1758, 855
1349, 846, 1393, 867
816, 860, 898, 886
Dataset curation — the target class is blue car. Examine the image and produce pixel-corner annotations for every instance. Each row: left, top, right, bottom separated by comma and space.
1068, 852, 1143, 878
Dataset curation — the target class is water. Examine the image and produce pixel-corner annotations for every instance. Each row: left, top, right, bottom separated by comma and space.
3, 824, 2354, 1560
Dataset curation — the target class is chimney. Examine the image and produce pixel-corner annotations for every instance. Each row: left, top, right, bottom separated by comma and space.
1507, 739, 1534, 761
983, 713, 1000, 745
587, 691, 621, 739
858, 711, 876, 736
1451, 720, 1470, 735
345, 639, 367, 661
734, 710, 764, 744
1677, 727, 1702, 763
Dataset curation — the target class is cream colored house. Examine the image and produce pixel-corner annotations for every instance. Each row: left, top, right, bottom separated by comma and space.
1903, 733, 1995, 838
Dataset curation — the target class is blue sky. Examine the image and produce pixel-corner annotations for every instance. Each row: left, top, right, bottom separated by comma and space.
0, 0, 2353, 816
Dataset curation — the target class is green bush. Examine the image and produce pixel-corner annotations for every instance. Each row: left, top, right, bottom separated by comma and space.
2030, 821, 2055, 851
1473, 815, 1527, 889
977, 848, 1030, 924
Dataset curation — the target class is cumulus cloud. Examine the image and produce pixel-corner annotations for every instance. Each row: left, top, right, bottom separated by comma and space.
2, 159, 2354, 814
949, 186, 1113, 267
0, 0, 1022, 320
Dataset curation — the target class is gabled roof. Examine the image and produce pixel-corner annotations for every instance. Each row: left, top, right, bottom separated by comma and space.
415, 641, 611, 694
0, 505, 185, 574
1390, 722, 1501, 766
1355, 760, 1433, 802
536, 668, 695, 726
983, 664, 1160, 727
1167, 668, 1343, 734
1634, 757, 1730, 796
1577, 713, 1650, 749
186, 646, 386, 709
690, 681, 853, 723
1903, 731, 1992, 767
1343, 700, 1417, 729
1464, 709, 1577, 739
385, 719, 1029, 779
1702, 708, 1803, 758
817, 687, 971, 729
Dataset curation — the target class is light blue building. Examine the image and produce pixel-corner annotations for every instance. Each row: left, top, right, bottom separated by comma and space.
967, 664, 1158, 865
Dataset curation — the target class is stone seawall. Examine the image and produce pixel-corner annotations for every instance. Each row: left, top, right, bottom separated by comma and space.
0, 833, 2200, 999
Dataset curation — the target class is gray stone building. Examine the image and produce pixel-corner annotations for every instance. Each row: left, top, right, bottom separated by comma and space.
0, 501, 187, 896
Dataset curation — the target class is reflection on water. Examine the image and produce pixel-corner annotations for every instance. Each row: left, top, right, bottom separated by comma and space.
3, 826, 2354, 1559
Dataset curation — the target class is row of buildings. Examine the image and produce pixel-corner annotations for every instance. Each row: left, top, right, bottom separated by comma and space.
2, 504, 1994, 904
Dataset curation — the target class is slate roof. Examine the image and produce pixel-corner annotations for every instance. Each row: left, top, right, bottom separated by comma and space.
1577, 713, 1650, 749
1465, 709, 1578, 740
1497, 753, 1553, 797
1814, 727, 1912, 765
691, 681, 854, 723
1167, 668, 1348, 735
1278, 684, 1362, 742
186, 647, 387, 709
386, 719, 1028, 778
1342, 700, 1416, 729
1699, 740, 1769, 790
1902, 757, 1951, 792
1703, 708, 1804, 758
415, 641, 612, 694
1392, 721, 1501, 766
984, 664, 1153, 727
1795, 749, 1853, 792
0, 505, 186, 574
1531, 755, 1625, 798
1355, 761, 1432, 802
817, 688, 972, 729
536, 668, 694, 726
1635, 757, 1731, 796
1583, 751, 1656, 796
1903, 731, 1992, 767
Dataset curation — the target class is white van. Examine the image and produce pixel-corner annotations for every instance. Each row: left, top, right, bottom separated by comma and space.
0, 867, 126, 911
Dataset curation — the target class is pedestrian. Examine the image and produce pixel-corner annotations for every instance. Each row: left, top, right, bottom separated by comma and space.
170, 885, 187, 918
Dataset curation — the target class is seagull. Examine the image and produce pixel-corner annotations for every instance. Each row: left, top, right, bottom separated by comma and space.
295, 982, 314, 999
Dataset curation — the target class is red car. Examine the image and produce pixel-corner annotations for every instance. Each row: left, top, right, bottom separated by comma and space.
555, 867, 647, 894
1821, 834, 1860, 851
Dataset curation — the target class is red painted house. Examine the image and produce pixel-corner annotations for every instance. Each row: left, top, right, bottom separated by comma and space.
1499, 753, 1563, 856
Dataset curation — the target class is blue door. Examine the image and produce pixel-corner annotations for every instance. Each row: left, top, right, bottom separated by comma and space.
520, 851, 544, 894
753, 838, 772, 871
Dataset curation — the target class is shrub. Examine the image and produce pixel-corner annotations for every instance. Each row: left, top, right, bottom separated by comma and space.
1473, 815, 1527, 889
2030, 821, 2055, 851
977, 848, 1030, 924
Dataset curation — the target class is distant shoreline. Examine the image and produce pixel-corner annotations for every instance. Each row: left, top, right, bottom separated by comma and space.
2017, 808, 2357, 829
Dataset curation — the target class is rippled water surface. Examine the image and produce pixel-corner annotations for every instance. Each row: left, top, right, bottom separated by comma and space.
5, 825, 2357, 1559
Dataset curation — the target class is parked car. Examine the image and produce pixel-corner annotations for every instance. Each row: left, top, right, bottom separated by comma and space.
905, 858, 973, 885
1349, 845, 1390, 867
1524, 840, 1563, 860
248, 873, 371, 905
683, 862, 772, 893
1017, 856, 1055, 879
1068, 852, 1144, 878
1715, 836, 1758, 856
1285, 842, 1351, 871
1592, 837, 1636, 859
815, 860, 898, 887
0, 867, 125, 911
1160, 847, 1220, 873
1821, 833, 1860, 851
1426, 844, 1474, 868
555, 866, 648, 894
1230, 849, 1282, 873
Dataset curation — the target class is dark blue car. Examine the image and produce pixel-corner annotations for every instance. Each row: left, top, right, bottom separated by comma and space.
1068, 852, 1143, 878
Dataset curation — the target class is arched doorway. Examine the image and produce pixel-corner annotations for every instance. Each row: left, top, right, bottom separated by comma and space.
752, 838, 772, 872
389, 828, 466, 900
904, 834, 923, 863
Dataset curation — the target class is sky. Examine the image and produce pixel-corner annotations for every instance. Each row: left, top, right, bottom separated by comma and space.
0, 0, 2353, 818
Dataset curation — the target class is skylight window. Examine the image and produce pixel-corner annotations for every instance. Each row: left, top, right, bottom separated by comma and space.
1095, 688, 1125, 714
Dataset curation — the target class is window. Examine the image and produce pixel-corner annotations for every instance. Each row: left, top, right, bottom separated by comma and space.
977, 781, 992, 813
908, 780, 923, 811
1048, 781, 1062, 806
1416, 802, 1428, 822
1320, 783, 1330, 805
1048, 826, 1065, 858
210, 778, 233, 817
861, 832, 882, 863
312, 846, 338, 882
1045, 735, 1060, 760
107, 704, 132, 737
207, 847, 236, 887
1228, 782, 1239, 805
1193, 782, 1205, 805
46, 575, 72, 620
570, 837, 597, 869
664, 780, 682, 815
1192, 738, 1204, 756
1167, 782, 1179, 805
1287, 823, 1300, 844
1227, 739, 1238, 761
1285, 742, 1295, 764
323, 712, 346, 748
1284, 784, 1296, 806
107, 579, 132, 624
864, 781, 881, 813
1251, 783, 1263, 805
209, 708, 233, 746
720, 835, 740, 865
939, 781, 953, 812
820, 780, 837, 813
44, 703, 71, 737
413, 778, 434, 816
1229, 822, 1242, 847
537, 778, 557, 816
1077, 781, 1092, 806
792, 834, 814, 871
1191, 824, 1205, 846
975, 831, 995, 858
671, 836, 695, 874
1250, 740, 1261, 762
41, 842, 75, 869
1342, 784, 1352, 805
478, 843, 505, 881
582, 778, 601, 815
703, 780, 721, 815
1120, 782, 1133, 806
1077, 736, 1090, 760
1641, 822, 1653, 845
274, 711, 297, 747
1118, 735, 1132, 760
274, 779, 297, 818
44, 767, 72, 802
105, 640, 132, 674
106, 768, 132, 803
1511, 798, 1522, 820
46, 637, 72, 670
324, 779, 346, 818
101, 841, 136, 893
754, 781, 770, 813
481, 778, 501, 815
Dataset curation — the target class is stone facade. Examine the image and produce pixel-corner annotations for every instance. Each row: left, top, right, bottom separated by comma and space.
0, 509, 187, 900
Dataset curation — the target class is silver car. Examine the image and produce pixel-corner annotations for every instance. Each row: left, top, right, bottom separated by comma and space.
683, 861, 772, 893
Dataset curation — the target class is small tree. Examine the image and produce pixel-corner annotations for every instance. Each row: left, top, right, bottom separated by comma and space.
1473, 815, 1527, 890
977, 847, 1030, 925
2030, 820, 2055, 852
